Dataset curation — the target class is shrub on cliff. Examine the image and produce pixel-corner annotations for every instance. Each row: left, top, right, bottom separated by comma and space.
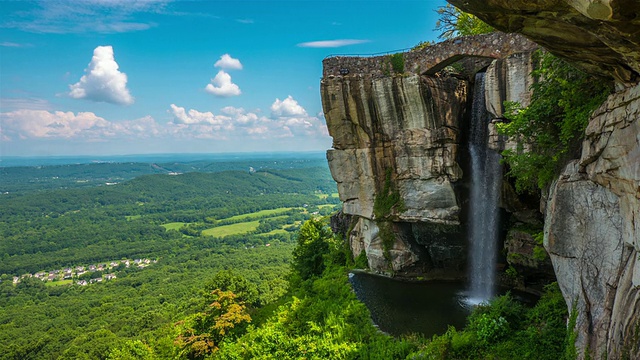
498, 50, 611, 193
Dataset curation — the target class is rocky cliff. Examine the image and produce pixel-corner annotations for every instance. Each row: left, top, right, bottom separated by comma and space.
446, 1, 640, 358
321, 33, 542, 277
323, 72, 468, 274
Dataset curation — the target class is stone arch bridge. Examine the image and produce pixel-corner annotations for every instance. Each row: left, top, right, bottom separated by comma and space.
322, 32, 536, 79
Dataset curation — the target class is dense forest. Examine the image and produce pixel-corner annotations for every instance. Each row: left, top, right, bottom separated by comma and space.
0, 155, 573, 359
0, 157, 340, 359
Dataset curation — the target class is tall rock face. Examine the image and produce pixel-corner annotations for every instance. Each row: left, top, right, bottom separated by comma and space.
545, 84, 640, 358
446, 1, 640, 357
322, 33, 540, 277
322, 74, 468, 275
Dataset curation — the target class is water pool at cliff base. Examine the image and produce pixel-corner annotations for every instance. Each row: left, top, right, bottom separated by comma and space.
349, 271, 537, 337
349, 272, 471, 337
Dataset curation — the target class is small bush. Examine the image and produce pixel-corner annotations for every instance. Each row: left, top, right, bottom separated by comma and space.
390, 53, 405, 74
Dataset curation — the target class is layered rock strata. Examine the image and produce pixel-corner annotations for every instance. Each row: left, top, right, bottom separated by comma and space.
323, 35, 539, 275
323, 73, 467, 273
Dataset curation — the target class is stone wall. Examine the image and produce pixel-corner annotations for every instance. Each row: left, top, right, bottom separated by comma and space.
322, 32, 536, 79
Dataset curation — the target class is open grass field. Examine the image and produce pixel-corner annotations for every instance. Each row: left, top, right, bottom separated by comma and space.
161, 222, 187, 231
314, 192, 340, 199
45, 279, 73, 287
202, 220, 260, 237
223, 207, 294, 222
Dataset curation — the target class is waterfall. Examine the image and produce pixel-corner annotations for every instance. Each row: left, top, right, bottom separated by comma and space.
467, 72, 502, 303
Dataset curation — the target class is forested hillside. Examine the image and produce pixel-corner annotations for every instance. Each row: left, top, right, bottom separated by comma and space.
0, 160, 339, 359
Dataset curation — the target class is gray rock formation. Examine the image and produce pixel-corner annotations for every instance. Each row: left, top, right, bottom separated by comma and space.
545, 84, 640, 358
322, 73, 467, 273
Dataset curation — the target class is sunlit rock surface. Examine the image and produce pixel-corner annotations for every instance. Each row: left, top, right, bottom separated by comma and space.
545, 84, 640, 358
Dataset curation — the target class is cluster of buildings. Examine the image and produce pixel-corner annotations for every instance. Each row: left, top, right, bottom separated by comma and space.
12, 258, 157, 286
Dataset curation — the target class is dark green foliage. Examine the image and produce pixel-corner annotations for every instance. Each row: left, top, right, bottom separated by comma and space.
373, 168, 405, 220
354, 249, 369, 269
498, 50, 611, 193
0, 161, 334, 359
390, 53, 405, 74
291, 218, 333, 280
411, 282, 569, 359
435, 4, 494, 39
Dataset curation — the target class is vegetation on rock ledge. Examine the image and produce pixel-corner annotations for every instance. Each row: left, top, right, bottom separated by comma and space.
498, 50, 612, 193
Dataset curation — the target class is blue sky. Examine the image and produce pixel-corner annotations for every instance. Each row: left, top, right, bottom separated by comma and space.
1, 0, 447, 156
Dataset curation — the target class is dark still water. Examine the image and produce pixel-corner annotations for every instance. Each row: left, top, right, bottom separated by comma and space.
349, 272, 471, 337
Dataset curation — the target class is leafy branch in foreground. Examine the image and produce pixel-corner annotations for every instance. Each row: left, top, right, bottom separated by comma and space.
497, 50, 611, 193
435, 4, 494, 39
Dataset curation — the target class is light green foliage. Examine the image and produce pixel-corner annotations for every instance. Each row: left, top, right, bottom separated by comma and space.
201, 220, 261, 237
205, 270, 259, 307
565, 301, 579, 360
215, 266, 416, 359
107, 340, 156, 360
435, 4, 494, 39
175, 289, 252, 359
533, 246, 548, 261
498, 50, 611, 193
505, 265, 519, 279
291, 218, 333, 280
474, 314, 509, 345
412, 40, 433, 51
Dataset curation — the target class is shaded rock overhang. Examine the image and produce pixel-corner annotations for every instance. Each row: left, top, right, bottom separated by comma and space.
447, 0, 640, 85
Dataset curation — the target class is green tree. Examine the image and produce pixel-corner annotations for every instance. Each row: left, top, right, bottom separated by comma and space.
498, 50, 611, 192
205, 270, 259, 306
107, 340, 156, 360
291, 218, 332, 280
435, 4, 494, 39
174, 289, 251, 359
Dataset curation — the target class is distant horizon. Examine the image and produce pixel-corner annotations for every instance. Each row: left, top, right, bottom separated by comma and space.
0, 150, 328, 167
0, 149, 328, 159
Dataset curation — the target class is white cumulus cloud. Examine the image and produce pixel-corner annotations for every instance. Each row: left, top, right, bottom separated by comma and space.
69, 45, 134, 105
0, 109, 159, 140
204, 70, 241, 97
214, 54, 243, 70
271, 96, 307, 117
169, 104, 232, 128
297, 39, 370, 48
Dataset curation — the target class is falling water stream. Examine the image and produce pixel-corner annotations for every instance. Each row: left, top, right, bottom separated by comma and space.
467, 72, 502, 304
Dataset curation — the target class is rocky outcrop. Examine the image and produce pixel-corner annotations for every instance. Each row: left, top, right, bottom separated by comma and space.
448, 0, 640, 85
545, 84, 640, 358
323, 35, 540, 275
323, 73, 468, 273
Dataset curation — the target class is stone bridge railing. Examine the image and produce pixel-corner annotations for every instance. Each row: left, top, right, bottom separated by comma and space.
322, 32, 537, 78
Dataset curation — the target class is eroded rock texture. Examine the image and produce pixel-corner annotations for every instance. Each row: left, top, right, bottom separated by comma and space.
545, 84, 640, 358
322, 74, 468, 274
448, 0, 640, 85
